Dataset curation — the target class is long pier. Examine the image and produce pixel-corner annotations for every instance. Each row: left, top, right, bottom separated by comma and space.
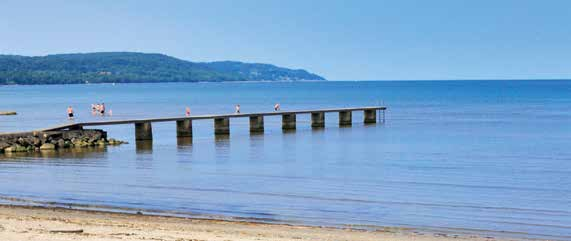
37, 106, 387, 141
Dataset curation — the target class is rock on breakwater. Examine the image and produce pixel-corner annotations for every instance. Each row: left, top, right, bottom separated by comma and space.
0, 129, 126, 153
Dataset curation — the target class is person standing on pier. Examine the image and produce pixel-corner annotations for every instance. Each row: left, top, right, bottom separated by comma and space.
185, 107, 191, 117
274, 103, 280, 111
95, 103, 101, 115
100, 103, 106, 116
235, 104, 241, 114
67, 106, 74, 120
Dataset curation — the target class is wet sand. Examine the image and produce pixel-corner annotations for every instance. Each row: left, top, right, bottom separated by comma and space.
0, 204, 532, 241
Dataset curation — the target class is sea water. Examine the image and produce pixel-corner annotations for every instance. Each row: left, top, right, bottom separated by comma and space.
0, 80, 570, 239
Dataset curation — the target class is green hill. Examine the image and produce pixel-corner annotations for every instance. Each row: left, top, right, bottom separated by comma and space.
0, 52, 325, 85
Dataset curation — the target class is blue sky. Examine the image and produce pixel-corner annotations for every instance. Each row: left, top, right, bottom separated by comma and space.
1, 0, 570, 80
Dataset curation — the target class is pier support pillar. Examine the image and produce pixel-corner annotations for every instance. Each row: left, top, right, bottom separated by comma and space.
214, 118, 230, 135
311, 112, 325, 128
176, 119, 193, 137
249, 115, 264, 133
282, 114, 296, 130
339, 111, 352, 126
135, 122, 153, 141
364, 109, 377, 124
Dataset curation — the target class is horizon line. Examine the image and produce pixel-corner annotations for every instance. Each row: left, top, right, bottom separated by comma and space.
328, 78, 571, 82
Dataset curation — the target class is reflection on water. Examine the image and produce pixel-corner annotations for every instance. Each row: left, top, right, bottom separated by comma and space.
214, 135, 230, 163
310, 126, 326, 134
0, 146, 109, 160
282, 129, 296, 134
135, 140, 153, 153
214, 134, 230, 142
176, 137, 193, 148
249, 131, 264, 137
248, 133, 264, 161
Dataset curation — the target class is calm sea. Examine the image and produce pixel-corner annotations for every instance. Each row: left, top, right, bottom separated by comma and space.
0, 80, 570, 240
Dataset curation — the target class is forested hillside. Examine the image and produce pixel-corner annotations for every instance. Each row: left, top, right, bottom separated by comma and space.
0, 52, 325, 84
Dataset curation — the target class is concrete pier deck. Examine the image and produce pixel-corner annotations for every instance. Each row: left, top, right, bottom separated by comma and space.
1, 106, 386, 141
39, 106, 386, 131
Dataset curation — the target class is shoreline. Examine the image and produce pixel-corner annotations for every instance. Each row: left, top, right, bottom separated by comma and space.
0, 204, 543, 241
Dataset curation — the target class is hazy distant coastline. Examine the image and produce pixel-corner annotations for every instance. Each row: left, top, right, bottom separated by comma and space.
0, 52, 325, 85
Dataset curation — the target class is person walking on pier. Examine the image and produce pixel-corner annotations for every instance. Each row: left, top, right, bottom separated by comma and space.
185, 107, 191, 117
235, 104, 241, 114
274, 103, 280, 111
67, 106, 74, 120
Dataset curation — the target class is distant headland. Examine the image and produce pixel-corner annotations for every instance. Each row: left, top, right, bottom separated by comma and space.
0, 52, 325, 85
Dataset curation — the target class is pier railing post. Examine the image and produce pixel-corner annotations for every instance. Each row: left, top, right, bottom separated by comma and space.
176, 119, 193, 137
311, 112, 325, 128
282, 113, 296, 130
135, 122, 153, 141
339, 111, 352, 126
214, 118, 230, 135
364, 109, 377, 124
249, 115, 264, 133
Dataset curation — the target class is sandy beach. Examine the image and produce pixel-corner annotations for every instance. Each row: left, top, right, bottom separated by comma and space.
0, 204, 533, 241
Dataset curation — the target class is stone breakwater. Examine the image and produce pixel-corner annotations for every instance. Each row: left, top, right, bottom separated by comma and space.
0, 129, 126, 153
